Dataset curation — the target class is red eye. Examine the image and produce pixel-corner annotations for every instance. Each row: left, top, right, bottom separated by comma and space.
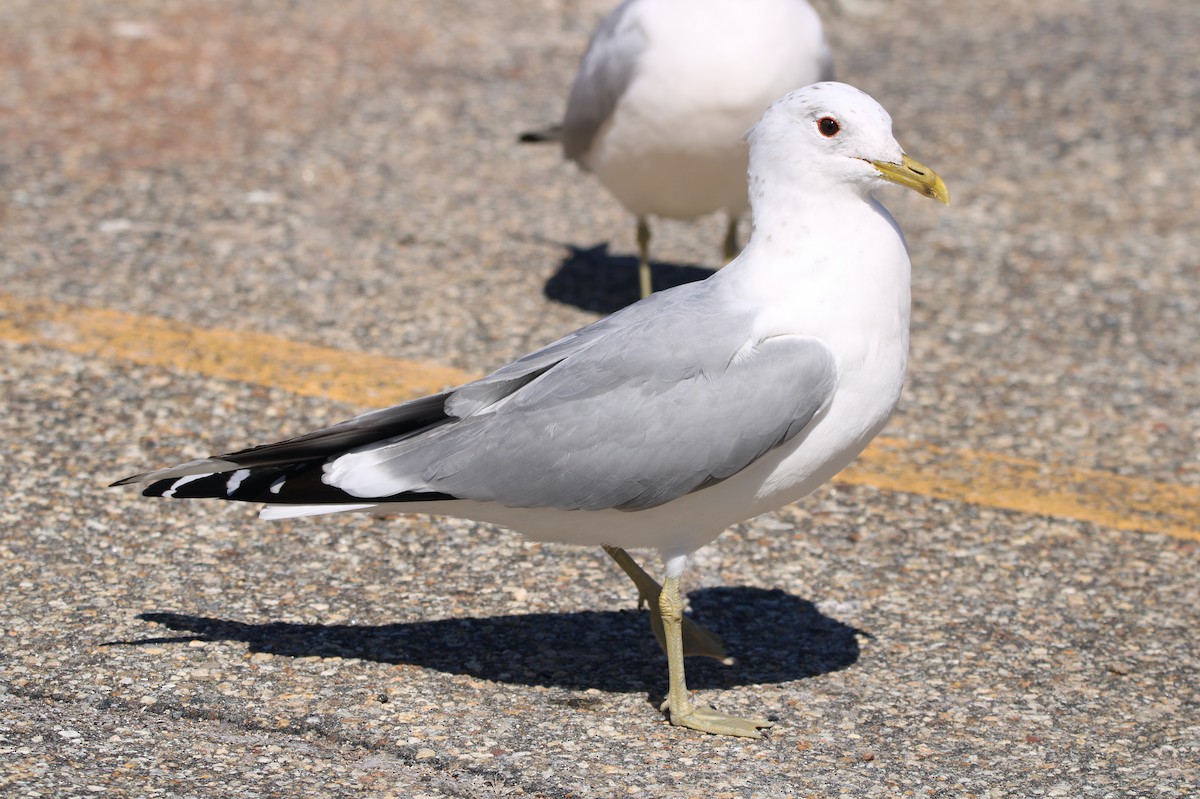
817, 116, 840, 137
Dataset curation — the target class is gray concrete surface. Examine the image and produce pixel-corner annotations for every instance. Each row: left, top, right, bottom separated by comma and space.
1, 0, 1197, 796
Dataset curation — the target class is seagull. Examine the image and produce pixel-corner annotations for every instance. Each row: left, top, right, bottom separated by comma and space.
115, 82, 948, 738
521, 0, 835, 297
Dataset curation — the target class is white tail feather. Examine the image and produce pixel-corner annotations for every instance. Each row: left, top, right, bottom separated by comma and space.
259, 503, 378, 520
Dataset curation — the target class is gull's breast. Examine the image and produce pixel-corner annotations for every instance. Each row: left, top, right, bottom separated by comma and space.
754, 326, 907, 510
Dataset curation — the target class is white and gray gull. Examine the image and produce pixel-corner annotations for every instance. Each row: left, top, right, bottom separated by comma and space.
115, 83, 949, 738
521, 0, 834, 297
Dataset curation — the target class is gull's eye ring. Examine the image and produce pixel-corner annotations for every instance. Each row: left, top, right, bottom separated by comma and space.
817, 116, 840, 137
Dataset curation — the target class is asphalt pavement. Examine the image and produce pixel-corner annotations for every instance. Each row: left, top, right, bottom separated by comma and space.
1, 1, 1197, 797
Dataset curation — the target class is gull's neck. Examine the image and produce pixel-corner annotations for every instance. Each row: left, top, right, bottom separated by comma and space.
714, 172, 912, 348
737, 174, 906, 275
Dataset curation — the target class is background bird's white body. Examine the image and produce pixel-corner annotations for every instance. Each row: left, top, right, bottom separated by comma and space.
566, 0, 833, 221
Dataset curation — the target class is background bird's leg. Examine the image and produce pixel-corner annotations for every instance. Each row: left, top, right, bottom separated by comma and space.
636, 216, 653, 297
658, 575, 771, 738
601, 545, 728, 661
722, 214, 740, 263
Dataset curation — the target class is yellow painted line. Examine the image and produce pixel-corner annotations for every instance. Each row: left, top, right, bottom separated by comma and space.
841, 439, 1198, 542
0, 293, 473, 407
3, 292, 1197, 541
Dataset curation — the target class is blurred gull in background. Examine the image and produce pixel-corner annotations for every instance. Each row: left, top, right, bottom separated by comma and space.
523, 0, 834, 296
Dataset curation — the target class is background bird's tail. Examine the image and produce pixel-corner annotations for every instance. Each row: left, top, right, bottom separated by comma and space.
517, 124, 563, 144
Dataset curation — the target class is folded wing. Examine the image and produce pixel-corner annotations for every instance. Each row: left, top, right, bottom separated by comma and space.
116, 281, 837, 513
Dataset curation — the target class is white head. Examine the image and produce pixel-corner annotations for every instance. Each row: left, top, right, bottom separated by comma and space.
745, 82, 949, 206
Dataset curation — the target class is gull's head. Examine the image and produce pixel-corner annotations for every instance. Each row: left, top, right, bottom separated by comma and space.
746, 82, 949, 205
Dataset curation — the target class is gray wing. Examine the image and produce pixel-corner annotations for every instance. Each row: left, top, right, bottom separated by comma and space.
446, 284, 680, 417
327, 283, 838, 511
561, 0, 648, 164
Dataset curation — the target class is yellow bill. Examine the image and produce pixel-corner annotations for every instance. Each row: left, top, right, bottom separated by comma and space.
870, 154, 950, 205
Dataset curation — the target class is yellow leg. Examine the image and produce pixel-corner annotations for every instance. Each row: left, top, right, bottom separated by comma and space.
722, 215, 740, 263
659, 575, 771, 738
602, 545, 727, 661
637, 217, 653, 298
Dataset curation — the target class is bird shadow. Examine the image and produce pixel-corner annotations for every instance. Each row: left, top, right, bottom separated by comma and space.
111, 587, 864, 695
542, 242, 713, 314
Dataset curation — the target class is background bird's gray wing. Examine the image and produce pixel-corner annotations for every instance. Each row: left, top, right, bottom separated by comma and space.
561, 0, 647, 163
818, 44, 835, 82
331, 287, 838, 512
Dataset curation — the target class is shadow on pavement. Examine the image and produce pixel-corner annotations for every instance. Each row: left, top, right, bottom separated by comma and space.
116, 587, 864, 694
542, 242, 713, 314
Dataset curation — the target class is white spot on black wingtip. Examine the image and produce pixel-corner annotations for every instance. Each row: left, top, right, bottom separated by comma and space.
163, 473, 211, 498
269, 476, 286, 495
225, 469, 251, 495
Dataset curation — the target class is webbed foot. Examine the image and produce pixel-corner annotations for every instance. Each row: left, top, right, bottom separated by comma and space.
662, 699, 772, 738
